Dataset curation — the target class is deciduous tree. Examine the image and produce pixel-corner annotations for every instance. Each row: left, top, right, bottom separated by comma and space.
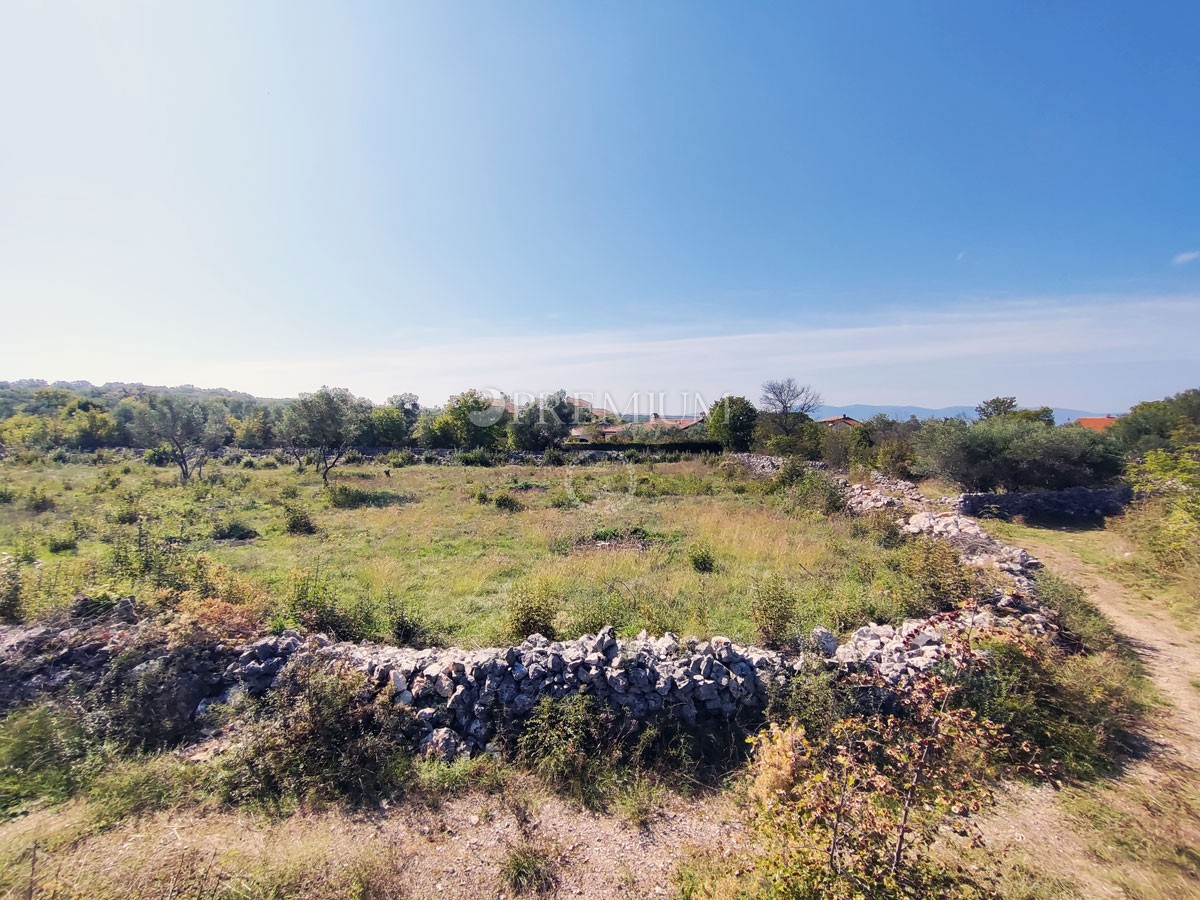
760, 379, 822, 437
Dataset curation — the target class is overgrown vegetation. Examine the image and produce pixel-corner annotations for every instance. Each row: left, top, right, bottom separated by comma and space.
0, 380, 1191, 897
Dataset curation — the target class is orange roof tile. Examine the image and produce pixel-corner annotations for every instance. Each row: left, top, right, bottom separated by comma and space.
1074, 416, 1118, 432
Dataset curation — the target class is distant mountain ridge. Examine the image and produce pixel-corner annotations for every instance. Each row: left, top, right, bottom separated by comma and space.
815, 404, 1111, 425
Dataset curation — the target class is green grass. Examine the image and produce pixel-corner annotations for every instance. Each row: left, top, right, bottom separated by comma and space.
0, 455, 964, 647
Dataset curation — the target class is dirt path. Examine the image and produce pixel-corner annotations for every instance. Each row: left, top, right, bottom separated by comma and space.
979, 530, 1200, 898
1022, 535, 1200, 768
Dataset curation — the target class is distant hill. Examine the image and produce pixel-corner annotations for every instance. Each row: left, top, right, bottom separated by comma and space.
814, 404, 1110, 426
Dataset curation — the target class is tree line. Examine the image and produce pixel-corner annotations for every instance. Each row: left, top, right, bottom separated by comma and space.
1, 378, 1197, 493
708, 382, 1199, 493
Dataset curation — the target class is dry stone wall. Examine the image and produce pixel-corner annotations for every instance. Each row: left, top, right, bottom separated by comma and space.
0, 456, 1088, 758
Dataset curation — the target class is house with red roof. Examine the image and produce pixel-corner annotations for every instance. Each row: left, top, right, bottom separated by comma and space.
1072, 415, 1120, 432
820, 415, 862, 431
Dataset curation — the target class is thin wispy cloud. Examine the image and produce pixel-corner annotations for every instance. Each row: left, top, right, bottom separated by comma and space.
1172, 250, 1200, 266
170, 294, 1198, 412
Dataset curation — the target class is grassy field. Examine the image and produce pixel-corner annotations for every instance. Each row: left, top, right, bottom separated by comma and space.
0, 452, 1175, 898
0, 453, 966, 647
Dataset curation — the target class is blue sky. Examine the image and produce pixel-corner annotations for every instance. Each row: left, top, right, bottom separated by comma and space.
1, 1, 1197, 412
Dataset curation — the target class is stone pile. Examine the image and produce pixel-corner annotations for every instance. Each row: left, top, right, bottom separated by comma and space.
840, 480, 904, 514
831, 620, 947, 682
728, 452, 784, 477
224, 627, 804, 756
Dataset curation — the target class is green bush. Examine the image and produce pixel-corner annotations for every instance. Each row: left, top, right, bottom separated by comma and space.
107, 494, 141, 524
143, 445, 174, 467
47, 531, 78, 553
452, 448, 499, 467
517, 694, 612, 808
218, 657, 413, 807
548, 490, 579, 509
25, 485, 55, 513
0, 484, 14, 504
775, 464, 845, 515
285, 570, 375, 641
493, 492, 524, 512
751, 574, 795, 648
382, 449, 416, 467
212, 519, 260, 541
959, 637, 1147, 778
912, 416, 1123, 492
0, 556, 20, 621
283, 504, 316, 535
385, 595, 430, 647
566, 590, 632, 635
891, 536, 977, 616
687, 541, 716, 573
541, 447, 566, 466
327, 484, 373, 508
506, 580, 559, 640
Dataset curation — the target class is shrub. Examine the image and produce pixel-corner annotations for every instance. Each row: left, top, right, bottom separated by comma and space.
567, 590, 632, 636
107, 494, 141, 524
385, 595, 430, 647
283, 504, 316, 535
751, 574, 795, 648
47, 532, 78, 553
493, 492, 524, 512
219, 657, 413, 807
506, 579, 559, 640
749, 669, 999, 898
0, 556, 21, 622
548, 490, 579, 509
327, 484, 373, 508
0, 484, 14, 504
453, 448, 499, 467
211, 519, 259, 541
687, 541, 716, 573
382, 449, 416, 467
517, 694, 612, 808
893, 537, 976, 616
959, 635, 1147, 778
912, 416, 1123, 491
25, 485, 55, 513
143, 444, 174, 467
285, 570, 375, 641
775, 464, 845, 515
541, 447, 566, 466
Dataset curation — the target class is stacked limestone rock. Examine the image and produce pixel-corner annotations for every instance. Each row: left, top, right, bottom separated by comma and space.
728, 452, 784, 477
840, 480, 904, 514
224, 627, 805, 757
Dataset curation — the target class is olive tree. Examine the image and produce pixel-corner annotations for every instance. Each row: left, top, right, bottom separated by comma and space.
280, 387, 373, 484
131, 393, 229, 484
